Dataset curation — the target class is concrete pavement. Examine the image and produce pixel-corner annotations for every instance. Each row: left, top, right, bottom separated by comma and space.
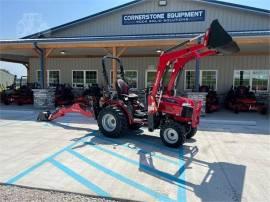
0, 107, 269, 201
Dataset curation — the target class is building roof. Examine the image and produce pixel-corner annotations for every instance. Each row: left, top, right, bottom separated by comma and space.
0, 69, 13, 75
0, 30, 266, 45
22, 0, 270, 39
201, 0, 270, 14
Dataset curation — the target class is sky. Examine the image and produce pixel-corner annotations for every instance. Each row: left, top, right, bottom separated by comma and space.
0, 0, 269, 77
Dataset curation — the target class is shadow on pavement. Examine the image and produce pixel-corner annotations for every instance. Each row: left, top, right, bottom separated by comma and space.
71, 130, 246, 202
49, 121, 95, 132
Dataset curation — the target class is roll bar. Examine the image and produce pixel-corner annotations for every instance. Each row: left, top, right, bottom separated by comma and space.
101, 55, 125, 88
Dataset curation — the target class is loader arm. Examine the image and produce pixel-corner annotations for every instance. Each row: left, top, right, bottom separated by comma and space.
165, 49, 217, 96
148, 19, 239, 115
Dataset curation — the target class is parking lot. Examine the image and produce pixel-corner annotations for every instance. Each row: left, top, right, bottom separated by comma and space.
0, 106, 269, 202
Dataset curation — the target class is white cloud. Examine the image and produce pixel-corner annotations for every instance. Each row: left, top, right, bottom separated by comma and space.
16, 13, 49, 38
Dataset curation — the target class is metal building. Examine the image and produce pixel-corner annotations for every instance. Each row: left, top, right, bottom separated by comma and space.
0, 0, 269, 96
0, 69, 15, 90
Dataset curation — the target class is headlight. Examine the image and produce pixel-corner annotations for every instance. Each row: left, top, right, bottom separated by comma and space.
182, 103, 191, 107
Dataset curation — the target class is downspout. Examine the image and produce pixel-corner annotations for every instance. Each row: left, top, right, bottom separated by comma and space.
33, 42, 45, 88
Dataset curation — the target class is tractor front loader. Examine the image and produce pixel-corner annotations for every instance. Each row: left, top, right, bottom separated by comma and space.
37, 19, 239, 148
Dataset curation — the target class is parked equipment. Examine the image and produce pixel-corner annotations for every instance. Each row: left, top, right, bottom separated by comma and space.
54, 84, 74, 107
1, 76, 38, 105
199, 85, 220, 113
37, 19, 239, 147
225, 86, 267, 114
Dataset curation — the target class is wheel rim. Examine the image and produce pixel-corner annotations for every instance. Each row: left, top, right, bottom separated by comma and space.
163, 128, 179, 144
102, 114, 117, 132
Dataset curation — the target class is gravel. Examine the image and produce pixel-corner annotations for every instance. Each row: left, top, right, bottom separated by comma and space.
0, 184, 127, 202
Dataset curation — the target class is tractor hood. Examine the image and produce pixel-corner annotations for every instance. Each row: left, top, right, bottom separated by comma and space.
207, 19, 240, 54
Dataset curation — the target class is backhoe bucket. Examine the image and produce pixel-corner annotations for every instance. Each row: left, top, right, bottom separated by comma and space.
207, 19, 240, 54
37, 111, 51, 122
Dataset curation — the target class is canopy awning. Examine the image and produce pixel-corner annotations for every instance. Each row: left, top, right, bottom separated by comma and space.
0, 31, 269, 64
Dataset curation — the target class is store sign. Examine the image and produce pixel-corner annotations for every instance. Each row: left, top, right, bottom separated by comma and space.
122, 10, 205, 25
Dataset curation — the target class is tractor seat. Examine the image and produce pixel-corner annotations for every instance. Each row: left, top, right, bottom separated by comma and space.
116, 79, 138, 99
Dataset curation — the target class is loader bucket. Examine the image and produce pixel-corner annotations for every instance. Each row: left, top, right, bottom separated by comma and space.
207, 19, 240, 54
37, 111, 51, 122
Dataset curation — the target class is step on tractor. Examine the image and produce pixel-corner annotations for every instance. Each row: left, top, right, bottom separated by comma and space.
37, 19, 239, 147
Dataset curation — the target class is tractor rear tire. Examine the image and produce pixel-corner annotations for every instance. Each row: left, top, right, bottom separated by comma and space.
186, 127, 197, 139
160, 121, 186, 148
97, 106, 127, 138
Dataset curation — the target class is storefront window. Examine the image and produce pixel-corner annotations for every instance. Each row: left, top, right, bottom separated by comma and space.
73, 70, 97, 88
252, 70, 269, 91
85, 71, 97, 85
234, 70, 250, 87
37, 70, 60, 87
145, 70, 156, 88
185, 70, 195, 90
201, 70, 217, 90
185, 70, 218, 90
233, 70, 269, 92
125, 70, 138, 88
48, 70, 60, 87
72, 71, 84, 88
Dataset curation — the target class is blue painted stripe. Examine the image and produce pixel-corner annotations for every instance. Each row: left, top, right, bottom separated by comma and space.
81, 141, 186, 187
5, 134, 93, 184
67, 148, 174, 202
6, 158, 49, 184
93, 135, 179, 166
177, 148, 186, 202
49, 158, 110, 197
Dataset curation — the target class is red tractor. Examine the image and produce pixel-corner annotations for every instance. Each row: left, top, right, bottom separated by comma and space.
37, 19, 239, 147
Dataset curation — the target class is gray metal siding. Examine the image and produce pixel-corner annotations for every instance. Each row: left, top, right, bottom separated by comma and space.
29, 57, 159, 87
29, 55, 270, 94
0, 70, 15, 89
178, 55, 270, 94
50, 0, 270, 38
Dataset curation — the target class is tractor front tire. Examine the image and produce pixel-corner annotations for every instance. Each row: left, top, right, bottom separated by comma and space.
186, 127, 197, 139
97, 106, 127, 138
160, 121, 186, 148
